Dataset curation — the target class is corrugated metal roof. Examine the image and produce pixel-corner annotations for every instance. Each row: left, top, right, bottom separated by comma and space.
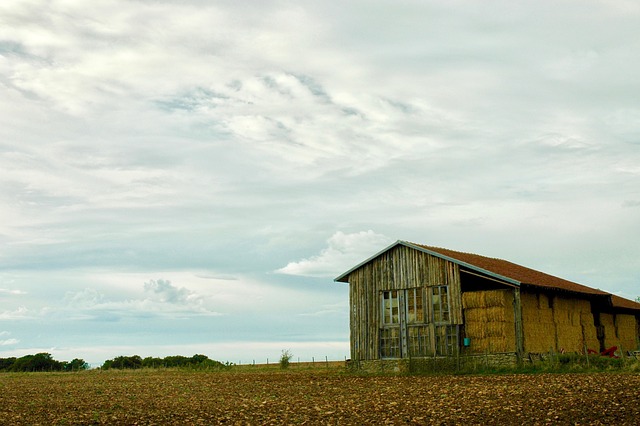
334, 240, 640, 312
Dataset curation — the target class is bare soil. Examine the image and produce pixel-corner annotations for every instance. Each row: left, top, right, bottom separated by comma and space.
0, 369, 638, 425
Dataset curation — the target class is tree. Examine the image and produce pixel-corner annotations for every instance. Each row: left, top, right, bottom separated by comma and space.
66, 358, 90, 371
10, 353, 63, 372
103, 355, 143, 370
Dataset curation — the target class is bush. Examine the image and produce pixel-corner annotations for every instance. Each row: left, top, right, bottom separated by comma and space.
279, 350, 293, 369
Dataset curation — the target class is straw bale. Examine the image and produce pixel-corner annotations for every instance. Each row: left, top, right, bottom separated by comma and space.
580, 312, 599, 351
468, 336, 512, 353
486, 307, 508, 322
521, 299, 553, 324
582, 325, 600, 352
465, 306, 513, 323
504, 325, 517, 352
486, 336, 509, 352
579, 312, 595, 327
574, 299, 592, 314
465, 321, 487, 339
463, 290, 513, 309
520, 291, 538, 310
485, 290, 512, 307
521, 292, 550, 317
462, 292, 485, 309
556, 324, 584, 352
467, 337, 487, 353
615, 314, 639, 351
553, 297, 583, 326
464, 308, 486, 323
523, 322, 556, 353
600, 313, 618, 349
465, 320, 515, 341
538, 293, 551, 309
485, 321, 506, 338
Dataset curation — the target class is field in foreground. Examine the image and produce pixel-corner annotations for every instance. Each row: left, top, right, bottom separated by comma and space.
1, 368, 639, 425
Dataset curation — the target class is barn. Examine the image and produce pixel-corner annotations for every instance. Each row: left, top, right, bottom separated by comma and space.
335, 241, 640, 364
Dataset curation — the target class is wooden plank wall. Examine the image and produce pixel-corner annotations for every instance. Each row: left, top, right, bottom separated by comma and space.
348, 245, 463, 360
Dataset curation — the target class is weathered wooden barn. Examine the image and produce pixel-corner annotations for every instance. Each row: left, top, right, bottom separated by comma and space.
335, 241, 640, 362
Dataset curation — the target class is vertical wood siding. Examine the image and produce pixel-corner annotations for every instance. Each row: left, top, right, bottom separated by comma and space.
348, 245, 462, 360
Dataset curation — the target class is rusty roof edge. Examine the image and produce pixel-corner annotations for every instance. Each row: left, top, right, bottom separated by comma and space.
400, 241, 522, 287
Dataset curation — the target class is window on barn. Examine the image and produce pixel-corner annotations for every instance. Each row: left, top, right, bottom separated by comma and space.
382, 290, 400, 325
380, 290, 402, 358
408, 325, 430, 357
431, 285, 450, 323
380, 327, 401, 358
435, 324, 458, 356
406, 287, 424, 324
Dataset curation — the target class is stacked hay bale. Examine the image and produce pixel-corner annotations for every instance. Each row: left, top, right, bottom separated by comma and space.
616, 315, 640, 351
462, 290, 516, 353
553, 297, 595, 352
600, 313, 617, 349
522, 291, 598, 353
580, 309, 600, 352
521, 292, 556, 353
600, 313, 639, 351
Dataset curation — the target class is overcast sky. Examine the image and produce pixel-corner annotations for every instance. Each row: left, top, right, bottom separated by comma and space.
1, 0, 639, 366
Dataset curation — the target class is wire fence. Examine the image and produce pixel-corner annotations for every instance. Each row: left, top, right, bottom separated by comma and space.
229, 356, 348, 368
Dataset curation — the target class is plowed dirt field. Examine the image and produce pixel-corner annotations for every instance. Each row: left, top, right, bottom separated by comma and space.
1, 369, 638, 425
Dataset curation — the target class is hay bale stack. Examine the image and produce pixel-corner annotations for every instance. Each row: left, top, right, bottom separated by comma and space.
522, 291, 600, 354
600, 313, 617, 349
521, 291, 556, 353
580, 312, 600, 352
462, 290, 515, 353
615, 314, 639, 351
555, 324, 584, 352
597, 312, 639, 351
553, 296, 592, 352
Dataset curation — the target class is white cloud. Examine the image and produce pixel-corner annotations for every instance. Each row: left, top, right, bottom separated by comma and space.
0, 338, 19, 346
0, 288, 27, 295
0, 306, 29, 320
276, 231, 392, 278
143, 279, 198, 304
61, 278, 223, 321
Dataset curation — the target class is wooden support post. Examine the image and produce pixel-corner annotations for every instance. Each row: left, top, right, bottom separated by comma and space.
513, 287, 525, 365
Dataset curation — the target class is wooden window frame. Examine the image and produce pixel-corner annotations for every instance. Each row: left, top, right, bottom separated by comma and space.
431, 285, 450, 324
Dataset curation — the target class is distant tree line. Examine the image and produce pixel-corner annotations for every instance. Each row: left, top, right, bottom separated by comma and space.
101, 354, 228, 370
0, 353, 89, 372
